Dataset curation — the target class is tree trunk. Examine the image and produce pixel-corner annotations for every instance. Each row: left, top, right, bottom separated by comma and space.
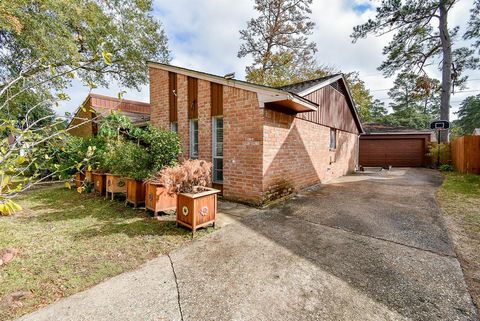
438, 0, 452, 143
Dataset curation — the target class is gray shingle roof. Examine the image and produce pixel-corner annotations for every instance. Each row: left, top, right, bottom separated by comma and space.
276, 74, 342, 94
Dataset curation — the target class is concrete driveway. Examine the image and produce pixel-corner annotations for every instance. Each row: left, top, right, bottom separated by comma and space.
18, 168, 477, 321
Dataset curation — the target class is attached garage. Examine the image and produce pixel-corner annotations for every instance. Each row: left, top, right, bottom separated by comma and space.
359, 124, 433, 167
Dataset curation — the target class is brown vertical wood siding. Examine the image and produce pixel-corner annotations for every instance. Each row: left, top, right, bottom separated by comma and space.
169, 72, 177, 122
187, 76, 198, 119
210, 83, 223, 116
297, 84, 358, 134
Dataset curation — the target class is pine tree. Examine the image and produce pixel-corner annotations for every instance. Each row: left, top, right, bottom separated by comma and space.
351, 0, 479, 142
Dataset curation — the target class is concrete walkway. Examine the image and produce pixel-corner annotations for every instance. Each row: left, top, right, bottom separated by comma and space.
18, 168, 478, 321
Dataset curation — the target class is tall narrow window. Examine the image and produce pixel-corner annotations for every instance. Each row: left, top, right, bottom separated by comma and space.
212, 116, 223, 183
169, 72, 178, 122
170, 122, 178, 133
329, 128, 337, 150
189, 119, 199, 159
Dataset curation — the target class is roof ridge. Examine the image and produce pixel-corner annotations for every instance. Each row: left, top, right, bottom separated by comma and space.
276, 73, 342, 89
89, 93, 150, 106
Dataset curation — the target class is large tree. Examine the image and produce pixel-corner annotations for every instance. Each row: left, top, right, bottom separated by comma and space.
0, 0, 170, 215
383, 73, 440, 128
388, 73, 440, 116
238, 0, 317, 86
351, 0, 479, 142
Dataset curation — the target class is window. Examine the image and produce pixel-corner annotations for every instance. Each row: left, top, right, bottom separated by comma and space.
170, 122, 178, 133
329, 128, 337, 150
189, 119, 199, 159
212, 117, 223, 183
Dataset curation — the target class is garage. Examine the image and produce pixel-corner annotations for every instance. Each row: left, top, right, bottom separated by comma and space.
359, 123, 433, 167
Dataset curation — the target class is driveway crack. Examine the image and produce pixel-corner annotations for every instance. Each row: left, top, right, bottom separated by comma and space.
167, 253, 184, 321
295, 217, 457, 259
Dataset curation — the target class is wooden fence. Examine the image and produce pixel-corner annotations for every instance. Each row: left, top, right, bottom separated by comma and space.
450, 136, 480, 174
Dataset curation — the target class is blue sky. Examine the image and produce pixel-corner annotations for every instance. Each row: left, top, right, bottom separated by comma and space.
58, 0, 479, 120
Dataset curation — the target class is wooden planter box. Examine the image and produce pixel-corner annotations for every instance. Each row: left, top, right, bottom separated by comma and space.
85, 170, 93, 183
92, 172, 106, 195
176, 187, 220, 234
126, 178, 146, 208
74, 172, 85, 188
105, 174, 127, 200
145, 182, 177, 216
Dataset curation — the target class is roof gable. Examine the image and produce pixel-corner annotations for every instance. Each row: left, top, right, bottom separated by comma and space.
280, 75, 363, 133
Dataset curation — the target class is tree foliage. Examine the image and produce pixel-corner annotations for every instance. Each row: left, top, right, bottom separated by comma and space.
1, 0, 170, 91
0, 0, 170, 215
453, 95, 480, 136
238, 0, 317, 86
464, 0, 480, 53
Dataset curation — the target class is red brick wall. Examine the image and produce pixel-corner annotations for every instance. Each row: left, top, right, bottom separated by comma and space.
262, 108, 358, 202
149, 67, 358, 205
223, 87, 264, 204
176, 74, 189, 160
149, 68, 169, 129
198, 79, 212, 161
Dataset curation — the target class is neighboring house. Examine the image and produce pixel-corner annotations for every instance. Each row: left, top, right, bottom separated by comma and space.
473, 128, 480, 136
148, 62, 363, 204
67, 94, 150, 137
360, 123, 433, 167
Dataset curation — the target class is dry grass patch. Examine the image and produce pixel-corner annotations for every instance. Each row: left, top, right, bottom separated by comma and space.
438, 172, 480, 313
0, 186, 213, 320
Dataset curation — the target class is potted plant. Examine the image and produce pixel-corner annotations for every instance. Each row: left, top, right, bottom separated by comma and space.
112, 141, 151, 208
154, 160, 219, 234
135, 125, 181, 212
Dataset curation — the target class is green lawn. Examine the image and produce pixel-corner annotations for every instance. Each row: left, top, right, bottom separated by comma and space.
0, 186, 212, 320
438, 172, 480, 311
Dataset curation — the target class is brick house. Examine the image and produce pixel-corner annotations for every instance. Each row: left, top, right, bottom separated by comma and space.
67, 93, 150, 137
149, 62, 363, 205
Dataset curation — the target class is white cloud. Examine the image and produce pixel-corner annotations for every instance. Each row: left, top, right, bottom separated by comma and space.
59, 0, 479, 121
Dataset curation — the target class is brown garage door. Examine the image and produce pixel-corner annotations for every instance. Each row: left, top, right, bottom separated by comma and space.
360, 138, 426, 167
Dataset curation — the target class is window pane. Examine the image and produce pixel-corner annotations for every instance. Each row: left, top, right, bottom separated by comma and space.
170, 122, 178, 133
213, 158, 223, 182
190, 119, 199, 159
213, 117, 223, 182
329, 129, 336, 149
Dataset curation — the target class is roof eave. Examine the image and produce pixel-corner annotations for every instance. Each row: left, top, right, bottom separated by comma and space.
148, 61, 291, 98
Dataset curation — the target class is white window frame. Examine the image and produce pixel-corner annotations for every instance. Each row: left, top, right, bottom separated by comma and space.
329, 128, 337, 150
170, 121, 178, 133
212, 116, 223, 183
189, 119, 199, 159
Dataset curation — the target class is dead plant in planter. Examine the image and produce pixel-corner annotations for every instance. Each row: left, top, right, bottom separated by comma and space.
149, 160, 218, 234
149, 160, 212, 195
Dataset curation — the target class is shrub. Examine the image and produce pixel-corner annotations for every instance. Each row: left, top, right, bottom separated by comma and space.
438, 164, 454, 172
48, 135, 107, 177
141, 125, 181, 172
148, 160, 212, 194
428, 142, 451, 166
109, 141, 152, 180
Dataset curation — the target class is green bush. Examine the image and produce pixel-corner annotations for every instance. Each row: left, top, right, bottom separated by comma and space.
438, 164, 454, 172
47, 135, 107, 178
141, 125, 181, 172
427, 142, 451, 166
109, 141, 152, 180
